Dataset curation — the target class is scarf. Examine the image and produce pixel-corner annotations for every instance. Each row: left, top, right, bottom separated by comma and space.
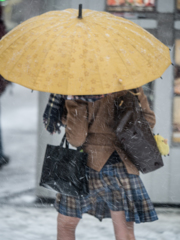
43, 94, 65, 134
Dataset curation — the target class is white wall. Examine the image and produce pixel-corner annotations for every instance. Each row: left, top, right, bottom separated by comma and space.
157, 0, 175, 13
53, 0, 105, 11
141, 48, 180, 204
141, 57, 174, 203
169, 148, 180, 203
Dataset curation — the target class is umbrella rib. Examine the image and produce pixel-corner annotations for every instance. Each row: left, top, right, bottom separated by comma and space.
124, 26, 171, 62
34, 21, 77, 91
92, 17, 170, 62
3, 23, 48, 79
88, 30, 105, 94
5, 20, 76, 85
65, 23, 78, 96
0, 23, 47, 64
91, 20, 170, 77
95, 20, 150, 63
115, 29, 169, 67
0, 17, 59, 55
88, 22, 132, 87
113, 28, 170, 79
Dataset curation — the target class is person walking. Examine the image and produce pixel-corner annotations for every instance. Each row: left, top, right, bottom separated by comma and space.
0, 3, 10, 168
44, 87, 158, 240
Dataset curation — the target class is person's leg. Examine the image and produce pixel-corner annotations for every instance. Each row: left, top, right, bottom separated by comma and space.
110, 210, 136, 240
57, 213, 80, 240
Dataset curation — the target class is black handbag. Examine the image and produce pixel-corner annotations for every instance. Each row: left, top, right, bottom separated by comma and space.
114, 90, 164, 174
39, 134, 89, 197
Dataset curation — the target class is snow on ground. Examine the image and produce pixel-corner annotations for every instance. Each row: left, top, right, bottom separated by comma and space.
0, 84, 180, 240
0, 204, 180, 240
0, 84, 38, 198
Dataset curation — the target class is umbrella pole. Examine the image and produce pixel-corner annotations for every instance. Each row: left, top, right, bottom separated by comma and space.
78, 4, 83, 19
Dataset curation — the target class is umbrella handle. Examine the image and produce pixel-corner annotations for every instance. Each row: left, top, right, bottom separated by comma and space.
78, 4, 83, 19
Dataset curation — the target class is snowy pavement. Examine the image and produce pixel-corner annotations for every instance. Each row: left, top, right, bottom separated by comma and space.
0, 202, 180, 240
0, 85, 180, 240
0, 84, 38, 198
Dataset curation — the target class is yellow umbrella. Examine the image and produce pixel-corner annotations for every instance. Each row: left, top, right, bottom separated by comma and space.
0, 6, 171, 95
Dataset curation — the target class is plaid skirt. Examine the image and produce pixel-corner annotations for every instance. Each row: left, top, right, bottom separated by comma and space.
54, 157, 158, 223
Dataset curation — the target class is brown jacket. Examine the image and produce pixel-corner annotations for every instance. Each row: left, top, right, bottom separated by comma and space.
62, 87, 156, 175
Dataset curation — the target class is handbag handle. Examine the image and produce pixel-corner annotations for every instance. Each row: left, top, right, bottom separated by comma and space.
132, 88, 140, 103
60, 134, 69, 148
60, 134, 83, 151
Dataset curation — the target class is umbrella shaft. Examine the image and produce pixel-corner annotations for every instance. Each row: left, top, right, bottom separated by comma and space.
78, 4, 82, 19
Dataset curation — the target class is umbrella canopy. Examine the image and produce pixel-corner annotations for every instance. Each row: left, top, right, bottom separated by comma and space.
0, 8, 171, 95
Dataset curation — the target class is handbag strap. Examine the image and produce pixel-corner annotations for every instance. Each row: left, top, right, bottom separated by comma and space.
131, 88, 141, 107
60, 134, 83, 151
60, 134, 69, 148
132, 88, 140, 100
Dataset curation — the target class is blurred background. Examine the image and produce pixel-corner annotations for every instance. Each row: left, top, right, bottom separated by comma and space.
0, 1, 180, 240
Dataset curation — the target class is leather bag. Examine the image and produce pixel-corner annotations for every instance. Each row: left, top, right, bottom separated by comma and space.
114, 90, 164, 174
39, 134, 89, 197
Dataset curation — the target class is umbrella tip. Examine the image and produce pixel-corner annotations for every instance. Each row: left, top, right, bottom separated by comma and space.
78, 4, 83, 19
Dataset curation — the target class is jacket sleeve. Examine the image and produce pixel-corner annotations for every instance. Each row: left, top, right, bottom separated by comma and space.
62, 100, 88, 147
138, 87, 156, 129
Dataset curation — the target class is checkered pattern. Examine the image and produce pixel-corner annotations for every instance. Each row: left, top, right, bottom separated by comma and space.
54, 160, 158, 223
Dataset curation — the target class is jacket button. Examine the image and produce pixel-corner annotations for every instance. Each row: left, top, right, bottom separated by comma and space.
143, 168, 146, 172
154, 162, 159, 166
121, 138, 125, 142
